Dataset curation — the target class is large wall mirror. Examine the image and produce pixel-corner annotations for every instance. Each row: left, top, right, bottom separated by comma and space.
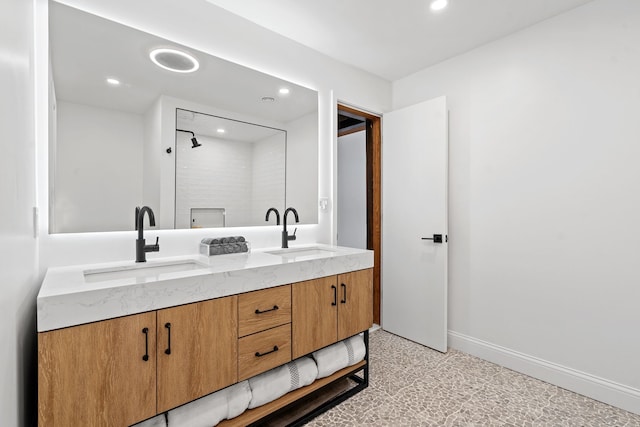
48, 1, 318, 233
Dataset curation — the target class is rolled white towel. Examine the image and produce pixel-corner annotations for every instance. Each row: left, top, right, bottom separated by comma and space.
167, 390, 228, 427
288, 356, 318, 390
344, 334, 366, 367
313, 334, 366, 379
131, 414, 166, 427
248, 363, 291, 409
225, 381, 252, 419
167, 380, 251, 427
248, 357, 318, 409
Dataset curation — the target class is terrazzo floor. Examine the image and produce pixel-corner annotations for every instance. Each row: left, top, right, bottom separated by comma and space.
304, 330, 640, 427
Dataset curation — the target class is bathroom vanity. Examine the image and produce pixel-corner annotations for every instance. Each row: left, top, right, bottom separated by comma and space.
37, 245, 373, 426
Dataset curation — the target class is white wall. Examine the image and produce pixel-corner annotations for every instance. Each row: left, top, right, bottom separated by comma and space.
142, 97, 162, 213
54, 101, 144, 232
175, 133, 254, 228
393, 0, 640, 413
0, 1, 38, 426
285, 112, 319, 224
252, 133, 286, 224
337, 131, 367, 249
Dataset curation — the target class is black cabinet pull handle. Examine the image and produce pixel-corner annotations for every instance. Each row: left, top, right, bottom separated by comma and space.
255, 305, 279, 314
255, 346, 279, 357
142, 327, 149, 361
341, 283, 347, 304
331, 285, 337, 306
164, 322, 172, 355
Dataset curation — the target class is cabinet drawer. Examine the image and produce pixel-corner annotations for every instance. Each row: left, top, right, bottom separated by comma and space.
238, 324, 292, 381
238, 285, 291, 337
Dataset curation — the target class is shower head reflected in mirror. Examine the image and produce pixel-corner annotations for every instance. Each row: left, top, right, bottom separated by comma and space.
176, 129, 201, 148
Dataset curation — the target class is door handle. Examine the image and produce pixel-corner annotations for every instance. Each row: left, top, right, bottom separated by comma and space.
421, 234, 445, 243
340, 283, 347, 304
331, 285, 337, 306
142, 327, 149, 361
164, 322, 172, 355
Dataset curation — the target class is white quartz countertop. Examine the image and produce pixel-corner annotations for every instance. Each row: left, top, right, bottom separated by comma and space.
37, 244, 373, 332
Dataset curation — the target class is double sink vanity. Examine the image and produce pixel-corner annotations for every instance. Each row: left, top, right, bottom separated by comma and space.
37, 244, 374, 426
41, 2, 367, 425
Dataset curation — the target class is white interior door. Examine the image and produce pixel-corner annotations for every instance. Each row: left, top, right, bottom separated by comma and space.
382, 96, 448, 352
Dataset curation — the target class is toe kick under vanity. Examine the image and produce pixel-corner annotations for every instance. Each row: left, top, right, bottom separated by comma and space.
37, 245, 373, 426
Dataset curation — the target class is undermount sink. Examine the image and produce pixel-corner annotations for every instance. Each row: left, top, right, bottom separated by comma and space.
83, 259, 207, 283
265, 247, 337, 260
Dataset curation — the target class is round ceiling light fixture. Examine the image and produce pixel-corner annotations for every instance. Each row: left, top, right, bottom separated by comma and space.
106, 77, 121, 86
430, 0, 448, 12
149, 48, 200, 73
279, 87, 290, 95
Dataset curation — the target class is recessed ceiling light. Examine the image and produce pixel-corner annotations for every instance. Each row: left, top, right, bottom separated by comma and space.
261, 96, 276, 102
106, 77, 121, 86
216, 128, 226, 134
279, 88, 290, 95
149, 48, 200, 73
430, 0, 448, 11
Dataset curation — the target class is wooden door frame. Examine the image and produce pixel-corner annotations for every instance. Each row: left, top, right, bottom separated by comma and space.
337, 104, 381, 325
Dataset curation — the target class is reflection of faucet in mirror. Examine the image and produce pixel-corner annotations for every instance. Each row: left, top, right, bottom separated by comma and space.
265, 207, 281, 225
282, 207, 299, 249
135, 206, 160, 262
176, 129, 201, 148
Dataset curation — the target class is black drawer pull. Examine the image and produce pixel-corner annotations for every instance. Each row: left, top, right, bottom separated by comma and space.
331, 285, 337, 306
164, 323, 172, 355
341, 283, 347, 304
142, 328, 149, 361
255, 346, 279, 357
255, 305, 279, 314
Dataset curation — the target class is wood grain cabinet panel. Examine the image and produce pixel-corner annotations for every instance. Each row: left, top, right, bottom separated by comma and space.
291, 276, 338, 358
291, 269, 373, 359
156, 296, 238, 413
38, 312, 157, 427
238, 323, 292, 380
338, 269, 374, 341
238, 285, 291, 337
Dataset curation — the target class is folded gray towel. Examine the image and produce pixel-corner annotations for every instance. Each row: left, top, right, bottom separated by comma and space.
200, 238, 249, 256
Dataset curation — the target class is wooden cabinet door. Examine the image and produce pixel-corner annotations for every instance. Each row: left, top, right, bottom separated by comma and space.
292, 276, 338, 358
157, 296, 238, 412
38, 312, 157, 427
337, 268, 373, 341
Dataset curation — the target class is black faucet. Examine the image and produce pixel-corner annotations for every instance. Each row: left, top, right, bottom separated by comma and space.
282, 207, 299, 248
265, 207, 281, 225
135, 206, 160, 262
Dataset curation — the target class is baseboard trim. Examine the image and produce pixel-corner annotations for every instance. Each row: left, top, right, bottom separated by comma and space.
448, 330, 640, 415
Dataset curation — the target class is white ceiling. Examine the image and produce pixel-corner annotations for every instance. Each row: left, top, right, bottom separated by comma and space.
206, 0, 596, 81
50, 2, 318, 123
177, 109, 283, 142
